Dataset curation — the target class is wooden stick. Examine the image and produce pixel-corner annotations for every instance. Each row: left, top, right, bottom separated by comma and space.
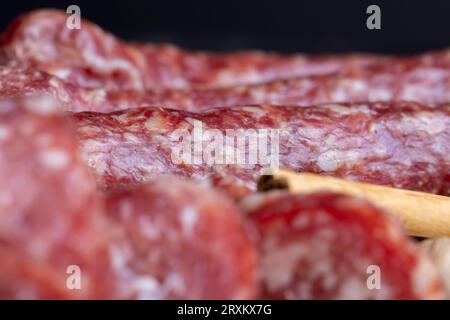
259, 170, 450, 238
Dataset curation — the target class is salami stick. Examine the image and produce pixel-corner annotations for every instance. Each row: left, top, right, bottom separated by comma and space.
2, 10, 448, 91
73, 102, 450, 198
259, 170, 450, 238
0, 97, 112, 299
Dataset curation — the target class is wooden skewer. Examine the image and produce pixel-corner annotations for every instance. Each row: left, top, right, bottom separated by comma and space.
258, 169, 450, 238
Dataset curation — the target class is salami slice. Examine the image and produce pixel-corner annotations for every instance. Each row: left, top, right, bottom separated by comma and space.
73, 102, 450, 198
241, 191, 444, 299
105, 178, 258, 299
0, 9, 421, 90
0, 97, 112, 299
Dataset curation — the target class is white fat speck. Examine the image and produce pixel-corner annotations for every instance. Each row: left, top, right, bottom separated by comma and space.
249, 88, 266, 103
411, 256, 442, 299
369, 88, 392, 101
317, 149, 361, 171
109, 244, 132, 275
317, 150, 342, 171
130, 276, 161, 300
217, 69, 260, 85
314, 210, 332, 225
263, 242, 309, 292
80, 88, 107, 105
0, 100, 16, 114
39, 149, 69, 169
180, 207, 198, 236
163, 273, 186, 297
239, 106, 268, 119
316, 228, 336, 241
184, 117, 201, 126
348, 79, 367, 92
108, 113, 126, 123
292, 214, 310, 230
48, 78, 71, 104
238, 193, 267, 213
14, 286, 40, 300
84, 138, 107, 150
321, 103, 372, 116
372, 143, 388, 157
0, 126, 11, 141
129, 272, 187, 300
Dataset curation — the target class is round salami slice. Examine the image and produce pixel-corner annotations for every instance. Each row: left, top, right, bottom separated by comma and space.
0, 10, 384, 90
0, 97, 112, 299
105, 178, 259, 299
73, 102, 450, 198
241, 191, 444, 299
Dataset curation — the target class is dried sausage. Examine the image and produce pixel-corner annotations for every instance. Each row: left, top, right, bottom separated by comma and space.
0, 97, 112, 299
0, 9, 410, 90
73, 102, 450, 198
105, 178, 259, 299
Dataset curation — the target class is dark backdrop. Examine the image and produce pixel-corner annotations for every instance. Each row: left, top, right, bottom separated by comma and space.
0, 0, 449, 53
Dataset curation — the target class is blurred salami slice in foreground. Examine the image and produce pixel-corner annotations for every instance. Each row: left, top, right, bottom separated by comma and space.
241, 191, 445, 299
1, 61, 447, 114
0, 9, 423, 90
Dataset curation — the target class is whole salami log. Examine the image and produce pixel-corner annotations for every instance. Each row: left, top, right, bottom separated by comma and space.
73, 102, 450, 198
241, 191, 444, 299
0, 9, 419, 90
0, 62, 448, 115
77, 63, 449, 112
0, 97, 112, 299
0, 67, 105, 112
105, 178, 259, 299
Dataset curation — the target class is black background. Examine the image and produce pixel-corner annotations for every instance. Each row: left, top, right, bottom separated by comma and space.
0, 0, 449, 53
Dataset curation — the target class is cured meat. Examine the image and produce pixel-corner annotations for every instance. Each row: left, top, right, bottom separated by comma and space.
0, 58, 448, 115
73, 102, 450, 198
0, 97, 112, 299
79, 63, 449, 112
105, 178, 259, 299
0, 9, 406, 90
241, 191, 445, 299
0, 66, 114, 112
